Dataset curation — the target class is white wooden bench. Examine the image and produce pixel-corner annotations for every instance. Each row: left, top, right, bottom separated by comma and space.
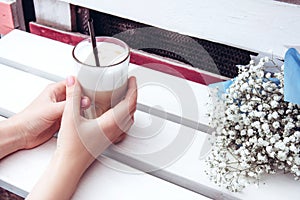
0, 30, 299, 200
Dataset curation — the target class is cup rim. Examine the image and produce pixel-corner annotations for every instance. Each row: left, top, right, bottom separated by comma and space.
72, 36, 130, 68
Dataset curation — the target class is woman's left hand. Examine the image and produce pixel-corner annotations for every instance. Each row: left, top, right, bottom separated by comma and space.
11, 81, 90, 149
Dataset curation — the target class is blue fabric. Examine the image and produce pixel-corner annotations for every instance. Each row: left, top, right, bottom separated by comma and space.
284, 48, 300, 105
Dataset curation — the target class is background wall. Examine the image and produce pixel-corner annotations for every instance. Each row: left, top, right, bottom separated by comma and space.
61, 0, 300, 58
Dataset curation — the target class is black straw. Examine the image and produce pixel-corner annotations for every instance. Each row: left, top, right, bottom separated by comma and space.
88, 18, 100, 67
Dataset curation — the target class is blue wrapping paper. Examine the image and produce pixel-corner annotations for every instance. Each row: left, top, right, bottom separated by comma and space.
208, 79, 233, 98
284, 48, 300, 105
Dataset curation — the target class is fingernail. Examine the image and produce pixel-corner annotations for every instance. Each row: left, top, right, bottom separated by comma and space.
66, 76, 75, 87
81, 97, 89, 107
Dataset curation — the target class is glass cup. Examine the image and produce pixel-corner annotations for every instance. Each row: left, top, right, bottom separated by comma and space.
72, 37, 130, 118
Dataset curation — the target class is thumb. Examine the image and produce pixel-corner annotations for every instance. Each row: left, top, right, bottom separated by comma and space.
65, 76, 82, 117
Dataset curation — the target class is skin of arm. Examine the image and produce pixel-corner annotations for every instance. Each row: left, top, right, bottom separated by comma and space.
26, 76, 137, 200
0, 118, 25, 159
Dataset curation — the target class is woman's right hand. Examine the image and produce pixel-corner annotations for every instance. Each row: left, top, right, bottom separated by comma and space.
26, 76, 137, 200
56, 76, 137, 170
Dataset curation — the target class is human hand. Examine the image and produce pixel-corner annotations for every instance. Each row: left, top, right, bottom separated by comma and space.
26, 76, 137, 200
11, 81, 90, 150
55, 76, 137, 169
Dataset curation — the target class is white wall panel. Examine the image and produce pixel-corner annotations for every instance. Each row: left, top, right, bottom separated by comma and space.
61, 0, 300, 57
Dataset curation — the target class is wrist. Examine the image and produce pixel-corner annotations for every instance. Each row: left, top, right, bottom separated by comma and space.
26, 149, 95, 200
8, 114, 28, 149
0, 117, 26, 159
53, 148, 95, 174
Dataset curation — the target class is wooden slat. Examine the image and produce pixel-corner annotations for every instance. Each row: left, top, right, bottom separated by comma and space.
0, 64, 53, 115
129, 64, 211, 130
0, 30, 75, 81
0, 137, 208, 200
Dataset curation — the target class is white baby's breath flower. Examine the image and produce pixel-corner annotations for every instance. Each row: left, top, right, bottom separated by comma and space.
262, 123, 270, 131
275, 141, 286, 150
240, 105, 248, 113
277, 151, 287, 161
207, 57, 300, 192
286, 122, 295, 130
294, 157, 300, 165
257, 71, 264, 78
266, 146, 272, 153
270, 100, 279, 108
290, 144, 297, 153
265, 73, 271, 79
272, 121, 280, 129
294, 131, 300, 138
247, 129, 254, 136
273, 95, 281, 101
252, 121, 261, 129
272, 111, 279, 119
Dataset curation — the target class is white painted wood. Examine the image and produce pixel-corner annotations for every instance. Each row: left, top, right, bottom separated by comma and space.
0, 31, 300, 199
0, 30, 75, 81
129, 64, 210, 128
33, 0, 73, 31
60, 0, 300, 58
0, 64, 53, 115
0, 137, 208, 200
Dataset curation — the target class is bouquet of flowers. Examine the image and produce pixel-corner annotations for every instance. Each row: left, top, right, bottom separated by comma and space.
206, 56, 300, 192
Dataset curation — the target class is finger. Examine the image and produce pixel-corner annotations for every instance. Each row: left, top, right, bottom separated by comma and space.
110, 77, 137, 122
27, 120, 61, 149
81, 96, 91, 109
96, 108, 131, 142
123, 118, 134, 133
65, 76, 82, 117
52, 100, 66, 117
125, 76, 137, 114
96, 110, 122, 141
113, 133, 127, 144
112, 112, 134, 136
44, 120, 61, 138
50, 80, 67, 102
94, 77, 137, 141
125, 76, 137, 101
